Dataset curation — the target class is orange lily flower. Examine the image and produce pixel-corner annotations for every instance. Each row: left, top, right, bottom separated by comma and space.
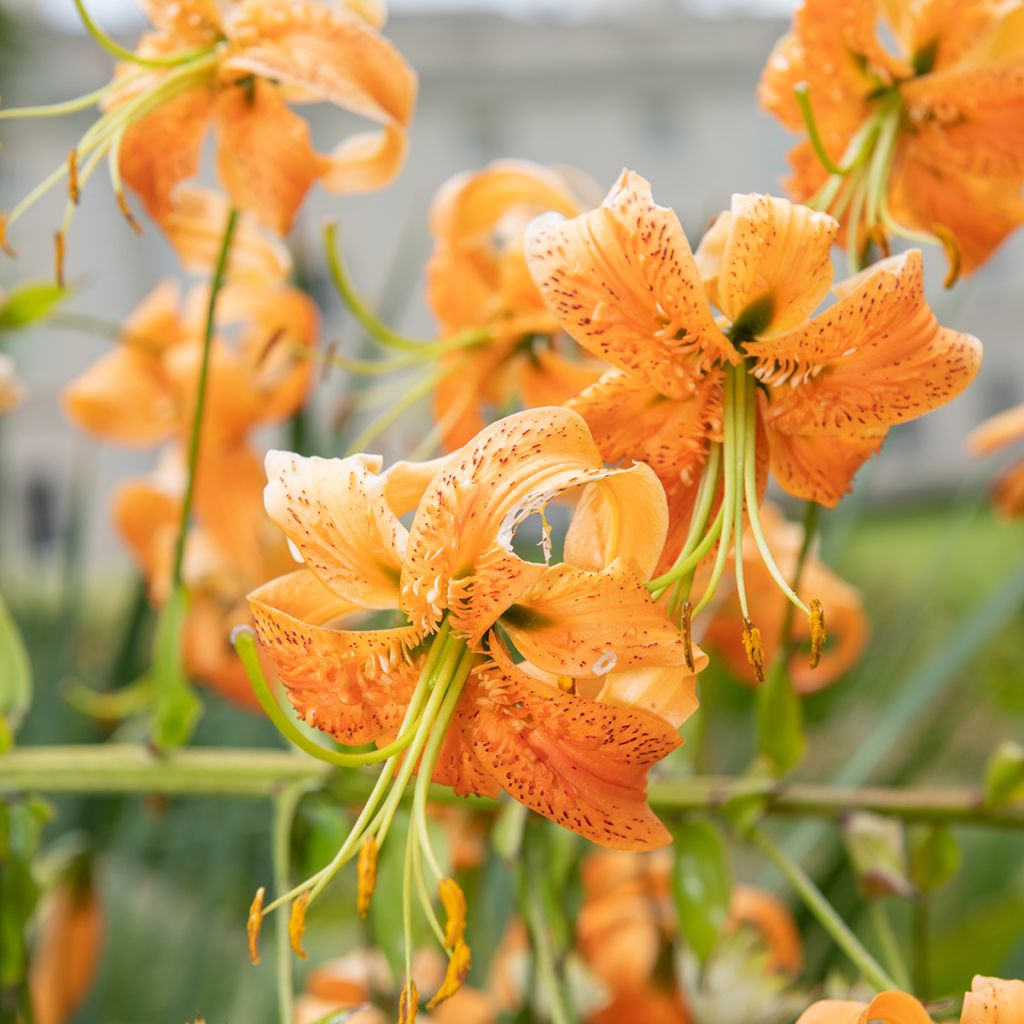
961, 976, 1024, 1023
759, 0, 1024, 277
0, 0, 416, 264
426, 161, 602, 449
527, 172, 979, 677
968, 403, 1024, 518
796, 991, 933, 1024
245, 407, 703, 1014
703, 504, 868, 690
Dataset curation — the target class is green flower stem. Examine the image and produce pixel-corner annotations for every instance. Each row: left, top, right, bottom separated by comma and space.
72, 0, 214, 68
272, 784, 305, 1024
749, 824, 898, 991
171, 205, 238, 588
3, 749, 1023, 828
870, 901, 913, 992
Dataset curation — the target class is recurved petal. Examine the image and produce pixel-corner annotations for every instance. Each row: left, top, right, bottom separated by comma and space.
62, 348, 179, 445
968, 403, 1024, 455
214, 79, 323, 236
263, 450, 407, 608
499, 560, 687, 679
795, 992, 933, 1024
122, 279, 185, 352
751, 251, 982, 437
709, 194, 838, 336
457, 641, 682, 849
517, 348, 606, 420
595, 663, 701, 730
118, 84, 214, 222
319, 122, 409, 194
224, 0, 416, 127
961, 975, 1024, 1024
401, 407, 607, 635
727, 886, 803, 975
888, 153, 1024, 276
248, 568, 422, 744
525, 170, 732, 400
991, 460, 1024, 519
111, 479, 179, 598
764, 419, 885, 506
162, 187, 292, 283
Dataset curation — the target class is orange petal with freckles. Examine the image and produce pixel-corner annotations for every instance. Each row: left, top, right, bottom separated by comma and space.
62, 348, 178, 446
225, 0, 416, 125
968, 403, 1024, 455
248, 568, 421, 744
456, 641, 681, 849
383, 456, 451, 517
263, 451, 407, 609
500, 560, 687, 678
961, 976, 1024, 1024
568, 368, 723, 522
162, 187, 292, 284
118, 84, 214, 223
751, 251, 982, 438
764, 420, 885, 506
888, 154, 1024, 276
430, 726, 501, 800
701, 194, 838, 336
214, 79, 322, 237
795, 992, 933, 1024
525, 169, 732, 400
402, 407, 611, 635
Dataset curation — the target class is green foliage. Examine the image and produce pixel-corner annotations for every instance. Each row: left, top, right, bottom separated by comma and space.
671, 819, 732, 964
150, 588, 202, 750
985, 741, 1024, 809
844, 813, 914, 900
909, 824, 961, 894
755, 661, 805, 776
0, 592, 32, 753
0, 281, 67, 331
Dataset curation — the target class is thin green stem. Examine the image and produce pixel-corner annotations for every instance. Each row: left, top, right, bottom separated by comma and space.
0, 66, 150, 120
732, 368, 750, 619
750, 825, 898, 991
912, 896, 930, 999
777, 500, 819, 657
73, 0, 215, 68
171, 206, 237, 587
272, 785, 304, 1024
794, 83, 847, 176
869, 901, 913, 992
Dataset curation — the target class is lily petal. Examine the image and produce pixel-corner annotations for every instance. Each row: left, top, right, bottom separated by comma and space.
961, 975, 1024, 1024
596, 663, 701, 730
248, 568, 421, 745
795, 992, 933, 1024
456, 641, 681, 849
525, 169, 732, 400
263, 451, 407, 609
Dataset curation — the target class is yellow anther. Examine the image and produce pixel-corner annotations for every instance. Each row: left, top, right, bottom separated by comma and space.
426, 939, 472, 1010
54, 231, 66, 288
67, 150, 80, 205
438, 877, 467, 949
116, 191, 143, 235
288, 892, 309, 960
742, 617, 766, 683
932, 224, 961, 289
809, 599, 826, 669
357, 835, 379, 919
246, 886, 265, 966
556, 675, 576, 695
680, 600, 695, 672
398, 979, 419, 1023
0, 213, 16, 259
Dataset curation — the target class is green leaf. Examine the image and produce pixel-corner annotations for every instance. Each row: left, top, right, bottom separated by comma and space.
843, 812, 914, 900
0, 591, 32, 751
150, 588, 202, 750
0, 280, 67, 330
909, 824, 961, 893
756, 661, 806, 776
671, 819, 732, 964
465, 843, 517, 983
984, 741, 1024, 808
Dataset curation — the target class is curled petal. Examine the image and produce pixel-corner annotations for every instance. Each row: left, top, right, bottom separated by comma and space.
319, 122, 408, 194
500, 560, 687, 678
796, 992, 933, 1024
751, 251, 982, 437
961, 976, 1024, 1024
248, 569, 421, 744
705, 193, 838, 336
214, 79, 322, 236
112, 479, 179, 599
727, 885, 803, 975
596, 663, 701, 730
456, 641, 682, 850
263, 451, 407, 609
525, 169, 732, 400
968, 403, 1024, 455
162, 187, 292, 284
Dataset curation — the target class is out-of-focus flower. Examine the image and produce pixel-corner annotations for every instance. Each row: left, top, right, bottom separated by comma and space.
577, 851, 806, 1024
0, 352, 26, 414
250, 407, 703, 850
30, 861, 103, 1024
795, 990, 933, 1024
426, 161, 602, 449
960, 976, 1024, 1023
703, 504, 868, 690
968, 403, 1024, 518
759, 0, 1024, 277
1, 0, 417, 266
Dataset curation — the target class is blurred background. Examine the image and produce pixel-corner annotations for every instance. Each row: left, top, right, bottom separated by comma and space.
1, 2, 1023, 1021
